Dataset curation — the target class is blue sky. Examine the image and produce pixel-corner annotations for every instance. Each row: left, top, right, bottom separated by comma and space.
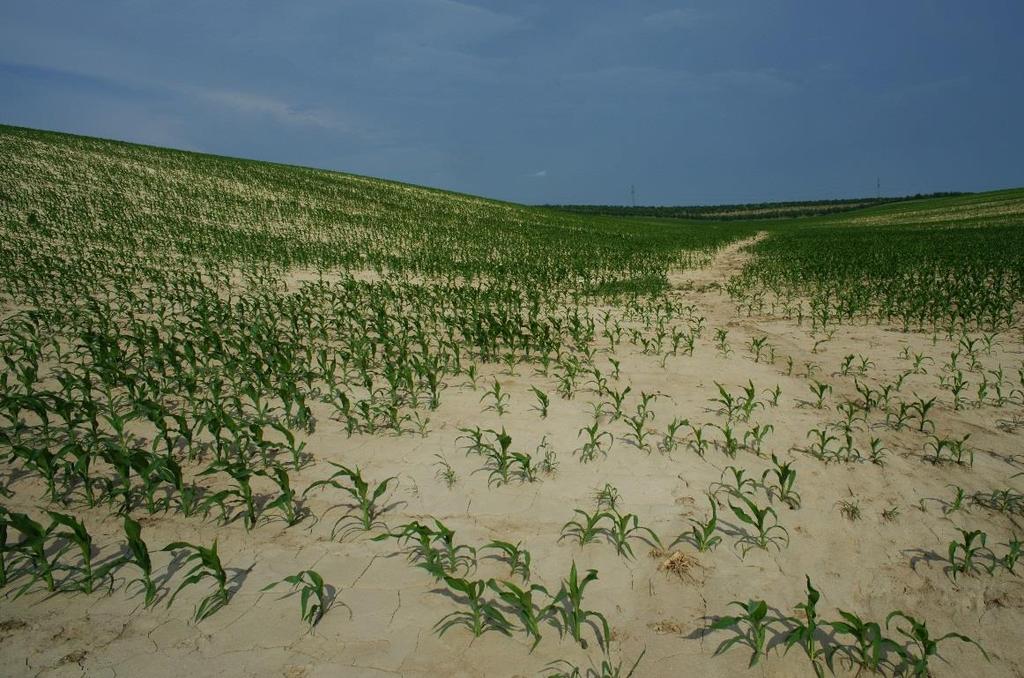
2, 1, 1022, 204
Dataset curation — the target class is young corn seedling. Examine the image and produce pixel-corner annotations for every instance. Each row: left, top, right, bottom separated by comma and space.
483, 540, 532, 581
433, 454, 458, 488
199, 461, 259, 530
660, 417, 688, 454
530, 386, 550, 419
748, 336, 768, 363
122, 516, 157, 607
998, 535, 1021, 573
806, 427, 838, 462
262, 569, 331, 628
576, 422, 613, 463
713, 465, 761, 500
560, 509, 611, 546
457, 426, 488, 455
909, 394, 937, 433
543, 650, 646, 678
537, 437, 559, 476
783, 576, 826, 678
867, 437, 889, 466
711, 383, 742, 421
304, 463, 398, 535
624, 411, 654, 452
947, 529, 992, 580
435, 575, 511, 638
593, 483, 621, 511
710, 599, 772, 668
885, 610, 989, 676
262, 464, 308, 527
761, 454, 801, 509
489, 579, 558, 650
743, 423, 773, 456
711, 422, 741, 459
554, 562, 610, 650
881, 505, 902, 522
943, 484, 967, 514
836, 499, 861, 521
605, 510, 662, 559
826, 610, 901, 674
47, 511, 108, 594
7, 511, 57, 595
162, 539, 231, 622
927, 433, 973, 467
481, 379, 510, 415
714, 328, 731, 356
729, 494, 789, 556
688, 423, 710, 457
808, 380, 832, 409
672, 493, 722, 552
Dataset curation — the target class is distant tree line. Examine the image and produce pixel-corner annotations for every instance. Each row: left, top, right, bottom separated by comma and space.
540, 192, 969, 221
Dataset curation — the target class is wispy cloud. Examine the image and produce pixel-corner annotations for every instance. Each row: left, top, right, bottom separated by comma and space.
188, 87, 347, 130
531, 169, 547, 178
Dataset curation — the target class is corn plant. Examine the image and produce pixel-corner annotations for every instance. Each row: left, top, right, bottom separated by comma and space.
47, 511, 107, 593
672, 493, 722, 552
658, 417, 687, 454
377, 519, 477, 579
688, 423, 710, 457
605, 510, 661, 559
711, 422, 741, 459
162, 539, 231, 622
433, 454, 457, 488
998, 535, 1021, 573
530, 386, 550, 419
622, 411, 652, 452
488, 579, 557, 650
304, 463, 397, 535
729, 494, 789, 556
122, 516, 156, 607
909, 394, 937, 433
926, 433, 973, 467
710, 599, 772, 668
947, 529, 992, 579
713, 465, 760, 500
262, 464, 307, 526
761, 454, 801, 509
743, 423, 773, 456
435, 575, 511, 638
537, 437, 559, 476
885, 610, 989, 676
560, 509, 611, 547
592, 483, 620, 511
481, 379, 509, 415
262, 569, 331, 628
543, 650, 646, 678
714, 328, 731, 355
553, 562, 610, 650
808, 380, 831, 409
576, 422, 613, 463
826, 610, 901, 674
483, 540, 531, 581
783, 576, 826, 678
7, 511, 57, 595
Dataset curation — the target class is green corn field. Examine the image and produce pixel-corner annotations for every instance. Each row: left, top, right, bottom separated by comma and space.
1, 123, 1023, 676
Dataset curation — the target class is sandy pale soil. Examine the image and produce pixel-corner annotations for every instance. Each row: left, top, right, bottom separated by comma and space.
3, 236, 1023, 677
